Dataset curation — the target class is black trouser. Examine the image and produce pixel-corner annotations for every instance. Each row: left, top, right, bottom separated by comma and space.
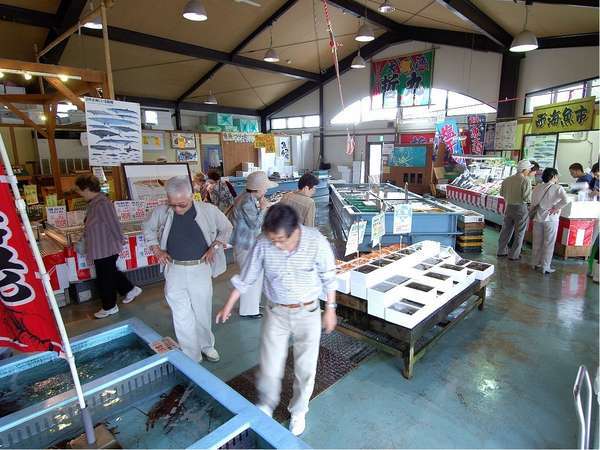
94, 254, 133, 310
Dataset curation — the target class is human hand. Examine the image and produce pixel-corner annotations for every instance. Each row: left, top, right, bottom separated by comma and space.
322, 308, 337, 334
259, 197, 271, 210
549, 207, 560, 215
151, 246, 172, 265
202, 246, 216, 264
215, 304, 233, 324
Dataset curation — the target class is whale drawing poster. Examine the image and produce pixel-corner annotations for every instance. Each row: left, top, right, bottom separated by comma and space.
85, 97, 142, 166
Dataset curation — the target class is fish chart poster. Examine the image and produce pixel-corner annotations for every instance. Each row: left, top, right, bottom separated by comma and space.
85, 97, 142, 167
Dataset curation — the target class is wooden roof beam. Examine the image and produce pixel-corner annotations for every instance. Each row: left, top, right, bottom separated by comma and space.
44, 77, 85, 109
41, 0, 88, 64
0, 58, 106, 83
0, 99, 48, 138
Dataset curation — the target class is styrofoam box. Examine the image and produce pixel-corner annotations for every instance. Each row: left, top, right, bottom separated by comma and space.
350, 264, 384, 299
434, 263, 471, 282
367, 281, 400, 318
336, 271, 351, 294
420, 240, 441, 258
384, 298, 433, 329
418, 271, 455, 291
396, 281, 437, 305
242, 162, 255, 171
465, 261, 495, 281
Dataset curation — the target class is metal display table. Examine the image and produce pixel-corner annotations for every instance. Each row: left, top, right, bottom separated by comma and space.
330, 183, 461, 250
328, 280, 488, 379
229, 171, 329, 199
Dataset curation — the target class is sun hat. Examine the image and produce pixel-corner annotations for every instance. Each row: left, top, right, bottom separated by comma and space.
246, 171, 278, 191
517, 160, 533, 172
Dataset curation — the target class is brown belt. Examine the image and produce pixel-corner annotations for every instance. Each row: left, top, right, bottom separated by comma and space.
277, 301, 316, 309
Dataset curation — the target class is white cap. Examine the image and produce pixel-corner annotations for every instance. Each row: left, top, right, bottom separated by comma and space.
246, 171, 278, 191
517, 160, 532, 172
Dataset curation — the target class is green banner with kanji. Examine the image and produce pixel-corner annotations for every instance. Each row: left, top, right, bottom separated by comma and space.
531, 96, 595, 134
370, 50, 434, 109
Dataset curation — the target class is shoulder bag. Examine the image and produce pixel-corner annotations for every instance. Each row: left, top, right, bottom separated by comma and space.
528, 184, 553, 220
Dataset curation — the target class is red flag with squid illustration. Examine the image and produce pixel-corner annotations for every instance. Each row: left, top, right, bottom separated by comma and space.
0, 166, 63, 353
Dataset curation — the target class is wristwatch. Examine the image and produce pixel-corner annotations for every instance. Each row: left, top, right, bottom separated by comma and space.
325, 303, 337, 309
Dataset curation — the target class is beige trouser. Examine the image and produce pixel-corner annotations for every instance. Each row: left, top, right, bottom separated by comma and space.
498, 204, 529, 259
257, 300, 321, 416
234, 247, 263, 316
164, 263, 215, 362
531, 221, 559, 271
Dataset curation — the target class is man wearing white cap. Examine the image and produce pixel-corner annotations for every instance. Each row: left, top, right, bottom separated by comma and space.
230, 171, 278, 318
497, 160, 533, 260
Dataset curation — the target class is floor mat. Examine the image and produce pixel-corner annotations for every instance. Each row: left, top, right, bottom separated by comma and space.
226, 330, 376, 422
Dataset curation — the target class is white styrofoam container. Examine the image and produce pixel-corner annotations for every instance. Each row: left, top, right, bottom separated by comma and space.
464, 261, 495, 281
396, 281, 437, 305
384, 298, 433, 329
420, 240, 441, 258
336, 271, 352, 294
366, 281, 400, 318
434, 263, 471, 282
417, 271, 454, 291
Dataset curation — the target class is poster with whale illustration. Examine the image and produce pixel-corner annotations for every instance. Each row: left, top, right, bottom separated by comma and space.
85, 97, 142, 166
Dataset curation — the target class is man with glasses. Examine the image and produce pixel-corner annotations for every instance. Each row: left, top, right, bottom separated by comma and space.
279, 173, 319, 227
216, 204, 337, 436
143, 176, 232, 363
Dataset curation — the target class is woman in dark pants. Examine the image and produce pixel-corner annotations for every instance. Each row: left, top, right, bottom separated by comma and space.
73, 175, 142, 318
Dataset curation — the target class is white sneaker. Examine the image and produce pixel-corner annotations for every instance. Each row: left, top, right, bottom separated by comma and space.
289, 413, 306, 436
123, 286, 142, 304
543, 267, 556, 274
201, 348, 220, 362
94, 306, 119, 319
256, 404, 273, 417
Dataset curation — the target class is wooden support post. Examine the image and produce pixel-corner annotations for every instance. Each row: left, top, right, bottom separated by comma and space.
9, 127, 19, 165
44, 104, 63, 198
44, 77, 86, 110
100, 1, 115, 100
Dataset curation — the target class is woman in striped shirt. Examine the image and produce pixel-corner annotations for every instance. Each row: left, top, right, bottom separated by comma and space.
74, 175, 142, 319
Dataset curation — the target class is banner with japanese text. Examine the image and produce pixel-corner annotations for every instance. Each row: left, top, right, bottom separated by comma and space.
436, 119, 463, 161
467, 115, 486, 155
531, 96, 595, 134
0, 167, 62, 353
399, 133, 435, 145
371, 50, 434, 108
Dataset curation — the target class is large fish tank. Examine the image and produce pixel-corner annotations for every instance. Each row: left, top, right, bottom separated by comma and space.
0, 319, 307, 449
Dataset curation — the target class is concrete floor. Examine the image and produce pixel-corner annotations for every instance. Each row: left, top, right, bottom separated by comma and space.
60, 227, 599, 449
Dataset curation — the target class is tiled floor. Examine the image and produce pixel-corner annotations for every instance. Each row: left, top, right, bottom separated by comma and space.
60, 226, 599, 448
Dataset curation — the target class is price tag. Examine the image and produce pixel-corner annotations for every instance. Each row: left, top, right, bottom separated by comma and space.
393, 204, 412, 234
46, 206, 67, 228
371, 213, 385, 247
345, 222, 360, 256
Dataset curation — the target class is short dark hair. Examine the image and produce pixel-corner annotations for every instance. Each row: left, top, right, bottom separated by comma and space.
75, 174, 101, 193
530, 161, 540, 171
569, 163, 584, 172
592, 162, 599, 174
542, 168, 559, 183
207, 171, 221, 182
298, 173, 319, 190
262, 204, 299, 237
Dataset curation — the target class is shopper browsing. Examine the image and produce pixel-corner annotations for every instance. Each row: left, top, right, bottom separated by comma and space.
530, 168, 570, 274
206, 171, 237, 213
229, 171, 277, 318
279, 173, 319, 227
143, 176, 232, 363
216, 204, 338, 436
73, 175, 142, 319
569, 163, 594, 191
497, 160, 532, 260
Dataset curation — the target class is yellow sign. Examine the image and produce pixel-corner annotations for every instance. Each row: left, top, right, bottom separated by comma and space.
531, 96, 595, 134
23, 185, 38, 205
253, 133, 276, 153
69, 197, 88, 211
46, 193, 58, 207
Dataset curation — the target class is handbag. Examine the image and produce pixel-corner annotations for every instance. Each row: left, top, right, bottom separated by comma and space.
528, 184, 553, 220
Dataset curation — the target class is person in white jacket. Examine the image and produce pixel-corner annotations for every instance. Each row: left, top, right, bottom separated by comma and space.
530, 168, 570, 274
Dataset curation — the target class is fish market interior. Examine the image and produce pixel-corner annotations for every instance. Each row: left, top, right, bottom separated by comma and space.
0, 0, 598, 449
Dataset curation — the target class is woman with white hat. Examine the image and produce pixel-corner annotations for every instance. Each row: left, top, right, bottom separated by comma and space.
230, 171, 278, 318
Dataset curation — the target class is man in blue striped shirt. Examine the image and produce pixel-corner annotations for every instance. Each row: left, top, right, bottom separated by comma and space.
216, 204, 337, 436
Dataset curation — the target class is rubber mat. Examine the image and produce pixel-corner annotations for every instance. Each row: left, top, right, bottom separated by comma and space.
226, 330, 376, 422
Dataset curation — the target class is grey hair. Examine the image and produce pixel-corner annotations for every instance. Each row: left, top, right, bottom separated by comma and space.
165, 176, 193, 197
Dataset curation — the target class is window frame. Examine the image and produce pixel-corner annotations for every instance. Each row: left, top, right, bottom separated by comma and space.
269, 114, 321, 130
523, 77, 599, 115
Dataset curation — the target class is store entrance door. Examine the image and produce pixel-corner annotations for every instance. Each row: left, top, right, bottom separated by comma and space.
367, 142, 382, 183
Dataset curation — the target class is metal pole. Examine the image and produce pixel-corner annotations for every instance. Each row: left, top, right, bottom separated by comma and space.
0, 136, 96, 445
573, 365, 592, 450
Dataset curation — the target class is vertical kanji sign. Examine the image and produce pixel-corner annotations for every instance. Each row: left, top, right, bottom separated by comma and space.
0, 165, 62, 353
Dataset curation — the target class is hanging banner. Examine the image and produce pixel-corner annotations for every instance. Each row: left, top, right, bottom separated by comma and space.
371, 213, 385, 247
239, 119, 259, 133
275, 136, 292, 164
254, 134, 276, 153
531, 96, 595, 134
483, 123, 496, 152
494, 120, 517, 150
467, 115, 486, 155
85, 97, 142, 166
399, 133, 435, 145
222, 132, 255, 143
23, 185, 38, 205
0, 170, 62, 353
393, 204, 413, 234
371, 50, 434, 108
436, 119, 463, 159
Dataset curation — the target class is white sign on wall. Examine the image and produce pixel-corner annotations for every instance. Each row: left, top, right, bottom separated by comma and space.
494, 120, 518, 150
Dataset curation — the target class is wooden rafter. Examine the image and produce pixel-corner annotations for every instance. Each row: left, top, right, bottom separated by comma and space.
0, 99, 48, 138
44, 77, 85, 110
0, 58, 105, 84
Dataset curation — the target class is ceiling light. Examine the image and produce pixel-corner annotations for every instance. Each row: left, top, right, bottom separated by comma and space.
83, 16, 102, 29
510, 4, 537, 52
0, 71, 4, 79
58, 74, 69, 82
351, 52, 366, 69
40, 114, 47, 121
355, 23, 375, 42
205, 91, 217, 105
23, 72, 32, 80
263, 47, 280, 63
378, 1, 395, 13
183, 0, 208, 21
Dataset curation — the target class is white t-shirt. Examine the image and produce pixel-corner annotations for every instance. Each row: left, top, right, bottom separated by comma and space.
531, 182, 570, 223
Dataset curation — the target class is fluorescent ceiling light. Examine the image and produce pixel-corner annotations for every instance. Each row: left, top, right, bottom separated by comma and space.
183, 0, 208, 21
351, 52, 366, 69
355, 23, 375, 42
378, 1, 395, 13
263, 48, 280, 63
510, 30, 538, 52
83, 16, 102, 29
205, 92, 218, 104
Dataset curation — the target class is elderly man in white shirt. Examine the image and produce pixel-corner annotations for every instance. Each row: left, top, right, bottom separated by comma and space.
143, 176, 232, 363
216, 204, 337, 437
530, 167, 570, 274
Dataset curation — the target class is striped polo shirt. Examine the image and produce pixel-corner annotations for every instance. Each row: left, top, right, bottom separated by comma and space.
231, 225, 337, 305
83, 193, 124, 261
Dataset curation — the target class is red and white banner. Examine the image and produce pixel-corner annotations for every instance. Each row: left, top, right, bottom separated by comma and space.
0, 167, 62, 353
